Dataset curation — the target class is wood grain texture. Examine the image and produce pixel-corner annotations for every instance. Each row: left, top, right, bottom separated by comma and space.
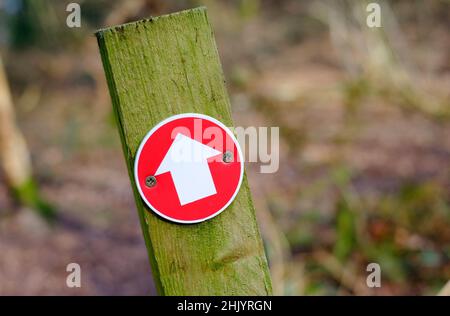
96, 7, 272, 295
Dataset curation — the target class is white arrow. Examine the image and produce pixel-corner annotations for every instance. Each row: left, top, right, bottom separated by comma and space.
155, 133, 222, 205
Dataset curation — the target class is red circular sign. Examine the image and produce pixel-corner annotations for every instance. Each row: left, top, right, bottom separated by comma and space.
134, 113, 244, 224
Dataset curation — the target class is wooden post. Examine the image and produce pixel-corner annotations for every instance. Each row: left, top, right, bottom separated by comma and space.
96, 7, 272, 295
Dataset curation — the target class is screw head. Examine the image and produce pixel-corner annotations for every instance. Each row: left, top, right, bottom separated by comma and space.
145, 176, 157, 187
223, 151, 233, 163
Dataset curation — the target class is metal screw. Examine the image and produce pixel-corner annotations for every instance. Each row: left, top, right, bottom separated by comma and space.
223, 151, 233, 163
145, 176, 157, 187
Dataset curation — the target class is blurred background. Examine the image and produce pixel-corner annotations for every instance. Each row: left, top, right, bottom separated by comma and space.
0, 0, 449, 295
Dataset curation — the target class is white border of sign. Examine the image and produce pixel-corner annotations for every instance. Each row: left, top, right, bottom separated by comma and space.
134, 113, 244, 224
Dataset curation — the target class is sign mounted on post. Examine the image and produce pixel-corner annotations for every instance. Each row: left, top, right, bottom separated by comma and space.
134, 113, 244, 224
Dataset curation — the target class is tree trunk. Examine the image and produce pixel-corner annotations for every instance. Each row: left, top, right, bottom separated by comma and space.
0, 55, 54, 220
0, 56, 32, 189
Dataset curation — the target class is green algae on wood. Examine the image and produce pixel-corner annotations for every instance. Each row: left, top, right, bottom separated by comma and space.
96, 7, 272, 295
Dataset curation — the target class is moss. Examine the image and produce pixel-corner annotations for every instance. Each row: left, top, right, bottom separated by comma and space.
96, 7, 271, 295
13, 178, 56, 222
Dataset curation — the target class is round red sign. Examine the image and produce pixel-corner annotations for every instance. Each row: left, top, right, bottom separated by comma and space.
134, 113, 244, 224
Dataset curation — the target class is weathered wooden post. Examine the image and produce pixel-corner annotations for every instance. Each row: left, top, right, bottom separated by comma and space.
96, 7, 272, 295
